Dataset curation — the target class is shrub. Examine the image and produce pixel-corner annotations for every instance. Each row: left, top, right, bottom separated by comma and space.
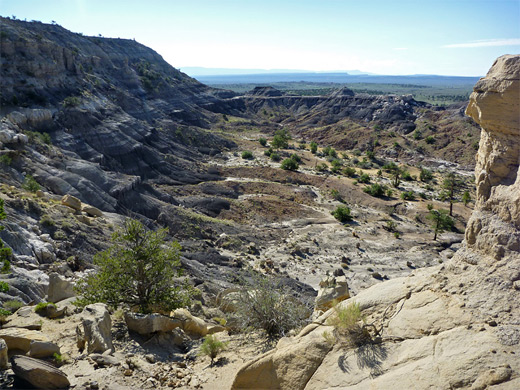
462, 191, 471, 206
315, 163, 328, 172
0, 155, 12, 166
22, 174, 40, 192
35, 302, 56, 313
330, 189, 342, 202
39, 214, 55, 227
271, 129, 290, 149
62, 96, 81, 107
425, 136, 435, 144
366, 150, 375, 160
358, 173, 371, 184
232, 272, 310, 340
290, 154, 302, 163
401, 191, 416, 201
1, 260, 10, 274
310, 141, 318, 154
264, 148, 273, 157
281, 158, 298, 171
270, 152, 281, 162
258, 137, 267, 147
0, 199, 12, 266
343, 166, 356, 177
331, 206, 352, 223
53, 353, 64, 366
363, 183, 387, 198
3, 300, 23, 312
327, 302, 372, 347
420, 168, 433, 182
241, 151, 253, 160
0, 281, 9, 293
427, 208, 454, 240
401, 171, 413, 181
199, 335, 227, 366
75, 219, 191, 313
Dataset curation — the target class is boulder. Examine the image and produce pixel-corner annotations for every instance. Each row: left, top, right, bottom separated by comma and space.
81, 204, 103, 217
76, 303, 114, 354
61, 194, 82, 211
171, 308, 208, 337
11, 355, 70, 389
124, 312, 182, 335
314, 275, 350, 312
29, 340, 61, 358
47, 273, 75, 303
0, 339, 7, 370
2, 306, 43, 330
0, 328, 48, 353
90, 353, 120, 367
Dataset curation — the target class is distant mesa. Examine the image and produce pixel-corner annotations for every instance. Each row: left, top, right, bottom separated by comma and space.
247, 86, 284, 97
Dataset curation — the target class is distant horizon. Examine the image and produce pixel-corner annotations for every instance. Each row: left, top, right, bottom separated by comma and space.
0, 0, 518, 77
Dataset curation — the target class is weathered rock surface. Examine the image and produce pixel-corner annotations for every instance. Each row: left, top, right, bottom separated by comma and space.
0, 328, 48, 353
231, 55, 520, 390
124, 312, 181, 335
47, 272, 75, 303
0, 339, 7, 370
314, 275, 350, 312
11, 355, 70, 389
29, 340, 61, 358
76, 303, 114, 354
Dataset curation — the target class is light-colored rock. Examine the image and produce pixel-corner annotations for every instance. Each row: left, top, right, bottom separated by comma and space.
0, 339, 7, 370
171, 308, 208, 337
11, 355, 70, 389
75, 213, 93, 225
124, 312, 182, 335
314, 275, 350, 311
61, 194, 82, 211
0, 328, 48, 353
81, 204, 103, 217
207, 324, 226, 334
90, 353, 120, 367
3, 306, 43, 330
47, 272, 75, 303
29, 340, 61, 358
76, 303, 114, 354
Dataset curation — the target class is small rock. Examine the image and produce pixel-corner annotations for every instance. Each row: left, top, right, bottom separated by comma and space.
145, 354, 156, 364
124, 369, 133, 376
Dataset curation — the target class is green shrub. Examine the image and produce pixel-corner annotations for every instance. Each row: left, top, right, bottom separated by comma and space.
343, 166, 356, 177
3, 300, 23, 312
241, 151, 253, 160
358, 173, 371, 184
53, 352, 64, 366
0, 155, 12, 166
281, 158, 298, 171
0, 281, 9, 293
315, 163, 328, 172
327, 302, 372, 347
420, 168, 433, 182
331, 206, 352, 223
330, 189, 342, 202
366, 150, 375, 160
62, 96, 81, 107
22, 174, 40, 192
264, 148, 273, 157
363, 183, 387, 198
425, 136, 435, 144
270, 152, 281, 162
290, 154, 301, 163
271, 129, 291, 149
39, 214, 55, 227
310, 141, 318, 154
199, 335, 227, 366
401, 171, 413, 181
258, 137, 267, 147
75, 219, 191, 313
0, 199, 12, 266
401, 191, 416, 200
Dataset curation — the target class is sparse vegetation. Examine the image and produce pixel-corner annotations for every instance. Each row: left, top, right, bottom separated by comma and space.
332, 205, 352, 223
0, 199, 12, 267
420, 167, 434, 182
271, 128, 291, 149
22, 174, 40, 192
241, 150, 253, 160
327, 302, 373, 347
0, 281, 9, 293
258, 137, 267, 146
462, 190, 471, 206
75, 219, 191, 313
363, 183, 387, 198
62, 96, 81, 107
310, 141, 318, 154
281, 157, 299, 171
427, 208, 454, 240
199, 335, 227, 366
400, 190, 416, 201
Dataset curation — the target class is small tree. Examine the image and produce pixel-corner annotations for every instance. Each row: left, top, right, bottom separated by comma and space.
199, 335, 227, 366
258, 137, 267, 147
332, 206, 352, 223
442, 172, 462, 216
281, 158, 298, 171
75, 219, 190, 313
462, 190, 471, 206
426, 208, 454, 240
310, 141, 318, 154
271, 129, 291, 149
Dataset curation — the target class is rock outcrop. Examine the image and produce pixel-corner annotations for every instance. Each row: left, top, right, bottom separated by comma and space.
76, 303, 114, 354
231, 55, 520, 390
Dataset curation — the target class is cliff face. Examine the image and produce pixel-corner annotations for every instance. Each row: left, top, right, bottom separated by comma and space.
465, 55, 520, 261
231, 55, 520, 390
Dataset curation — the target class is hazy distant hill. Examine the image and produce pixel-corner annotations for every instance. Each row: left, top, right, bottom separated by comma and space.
193, 72, 480, 86
182, 67, 373, 77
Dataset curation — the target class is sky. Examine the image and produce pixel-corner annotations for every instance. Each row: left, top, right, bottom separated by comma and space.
1, 0, 519, 76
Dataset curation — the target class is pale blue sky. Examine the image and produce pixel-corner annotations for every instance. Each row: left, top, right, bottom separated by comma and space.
1, 0, 519, 76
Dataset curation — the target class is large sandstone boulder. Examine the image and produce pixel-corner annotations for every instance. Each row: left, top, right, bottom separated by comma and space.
124, 312, 182, 335
231, 54, 520, 390
76, 303, 114, 354
11, 355, 70, 389
47, 272, 75, 303
0, 328, 48, 353
61, 194, 82, 211
171, 308, 208, 338
29, 340, 61, 358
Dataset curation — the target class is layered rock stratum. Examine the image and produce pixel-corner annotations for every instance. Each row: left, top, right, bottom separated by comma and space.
231, 55, 520, 390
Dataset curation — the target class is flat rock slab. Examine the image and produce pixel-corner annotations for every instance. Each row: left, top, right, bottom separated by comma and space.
0, 328, 48, 353
11, 355, 70, 389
